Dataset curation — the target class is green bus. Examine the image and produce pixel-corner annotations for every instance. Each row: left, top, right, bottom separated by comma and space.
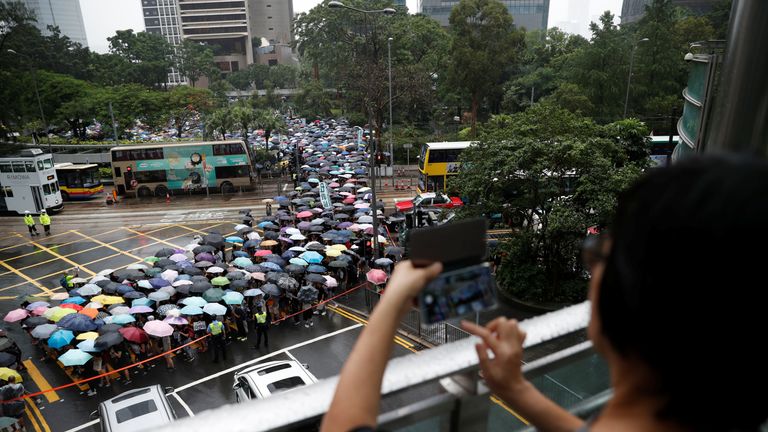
110, 141, 253, 197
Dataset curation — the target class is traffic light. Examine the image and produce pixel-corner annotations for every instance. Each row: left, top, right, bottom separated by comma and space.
375, 152, 384, 166
126, 165, 132, 173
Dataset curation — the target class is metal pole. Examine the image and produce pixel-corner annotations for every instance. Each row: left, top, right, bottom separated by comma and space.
30, 68, 50, 153
623, 46, 637, 118
370, 136, 380, 259
109, 101, 119, 143
388, 37, 394, 189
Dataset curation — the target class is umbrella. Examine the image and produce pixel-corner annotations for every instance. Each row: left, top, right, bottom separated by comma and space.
226, 236, 244, 244
129, 305, 153, 314
79, 308, 99, 319
307, 264, 327, 273
119, 327, 149, 343
148, 291, 171, 302
48, 330, 75, 349
233, 257, 253, 268
47, 307, 77, 322
261, 284, 280, 297
124, 291, 146, 300
57, 314, 98, 332
384, 246, 404, 256
289, 258, 309, 266
62, 297, 86, 305
277, 277, 299, 291
194, 261, 214, 268
0, 367, 23, 382
207, 266, 225, 274
23, 317, 51, 329
179, 305, 204, 315
193, 245, 217, 254
77, 284, 102, 296
160, 269, 179, 283
143, 320, 174, 337
111, 314, 136, 325
76, 339, 100, 352
305, 274, 326, 284
299, 251, 324, 264
92, 295, 124, 305
169, 253, 188, 263
3, 308, 28, 323
172, 279, 193, 287
203, 234, 225, 247
137, 280, 153, 290
243, 288, 264, 297
0, 353, 16, 367
31, 324, 58, 339
58, 349, 93, 366
155, 248, 175, 258
94, 332, 124, 350
149, 278, 170, 288
222, 291, 244, 305
203, 288, 225, 302
323, 275, 338, 288
195, 252, 215, 262
366, 269, 388, 285
164, 316, 189, 326
374, 258, 394, 266
76, 331, 99, 341
110, 306, 131, 315
297, 286, 319, 303
50, 293, 69, 301
210, 276, 230, 287
203, 303, 227, 316
156, 304, 178, 315
181, 297, 207, 307
98, 324, 121, 335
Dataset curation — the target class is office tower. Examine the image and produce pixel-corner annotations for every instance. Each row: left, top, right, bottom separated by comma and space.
11, 0, 88, 47
141, 0, 185, 85
248, 0, 295, 65
621, 0, 719, 24
419, 0, 550, 31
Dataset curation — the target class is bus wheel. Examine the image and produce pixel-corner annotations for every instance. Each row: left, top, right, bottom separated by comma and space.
220, 181, 234, 194
137, 186, 152, 198
60, 191, 70, 201
155, 185, 169, 197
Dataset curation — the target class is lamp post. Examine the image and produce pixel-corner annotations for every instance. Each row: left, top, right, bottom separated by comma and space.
327, 1, 395, 260
624, 38, 650, 118
7, 49, 50, 153
387, 37, 394, 190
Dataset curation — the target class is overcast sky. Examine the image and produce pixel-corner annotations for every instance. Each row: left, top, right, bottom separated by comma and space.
80, 0, 621, 53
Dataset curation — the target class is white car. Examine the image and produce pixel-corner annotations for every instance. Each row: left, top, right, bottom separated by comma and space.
233, 360, 318, 403
93, 385, 176, 432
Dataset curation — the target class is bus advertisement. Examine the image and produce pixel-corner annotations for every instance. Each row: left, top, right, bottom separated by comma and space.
417, 141, 473, 194
110, 141, 253, 197
55, 163, 104, 200
0, 149, 63, 214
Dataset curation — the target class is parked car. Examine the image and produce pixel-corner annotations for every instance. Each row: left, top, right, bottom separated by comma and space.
92, 385, 176, 432
394, 192, 463, 213
233, 360, 318, 403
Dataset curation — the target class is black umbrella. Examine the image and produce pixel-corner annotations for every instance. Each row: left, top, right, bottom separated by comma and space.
155, 248, 175, 258
94, 279, 113, 288
261, 284, 281, 297
156, 258, 175, 268
101, 282, 118, 294
203, 234, 224, 247
266, 272, 284, 283
190, 281, 212, 295
285, 265, 305, 274
191, 276, 210, 283
305, 274, 326, 284
308, 226, 324, 233
306, 243, 325, 251
0, 352, 16, 367
264, 231, 280, 240
175, 285, 191, 295
163, 264, 181, 272
113, 269, 144, 281
183, 266, 203, 276
98, 324, 121, 335
277, 277, 299, 291
193, 245, 217, 254
226, 272, 245, 280
329, 260, 348, 268
94, 332, 124, 351
22, 316, 50, 328
297, 285, 319, 303
230, 280, 248, 290
195, 261, 214, 268
245, 265, 265, 273
238, 227, 254, 235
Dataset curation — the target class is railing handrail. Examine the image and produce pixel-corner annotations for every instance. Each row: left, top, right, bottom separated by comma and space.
152, 301, 591, 432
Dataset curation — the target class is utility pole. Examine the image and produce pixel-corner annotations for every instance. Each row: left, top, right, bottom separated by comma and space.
388, 37, 394, 190
109, 102, 119, 143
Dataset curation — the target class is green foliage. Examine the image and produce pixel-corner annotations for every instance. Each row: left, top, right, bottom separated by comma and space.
175, 40, 217, 87
455, 105, 647, 303
107, 30, 173, 89
295, 80, 332, 119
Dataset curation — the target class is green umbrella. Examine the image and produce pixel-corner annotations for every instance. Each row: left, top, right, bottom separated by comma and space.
144, 256, 160, 263
202, 288, 225, 302
210, 276, 230, 287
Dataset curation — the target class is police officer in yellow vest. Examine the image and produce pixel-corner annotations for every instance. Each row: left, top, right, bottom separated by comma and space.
207, 316, 227, 363
39, 210, 51, 236
23, 211, 39, 236
253, 306, 270, 350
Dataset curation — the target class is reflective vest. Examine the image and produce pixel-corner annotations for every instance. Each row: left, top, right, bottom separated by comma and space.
254, 312, 267, 324
207, 321, 224, 335
39, 214, 51, 225
23, 215, 35, 226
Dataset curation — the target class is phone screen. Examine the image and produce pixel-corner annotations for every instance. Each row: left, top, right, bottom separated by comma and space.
419, 263, 498, 324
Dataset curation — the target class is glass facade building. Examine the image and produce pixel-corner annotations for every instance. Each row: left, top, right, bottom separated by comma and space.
621, 0, 719, 23
141, 0, 186, 85
15, 0, 88, 47
419, 0, 550, 31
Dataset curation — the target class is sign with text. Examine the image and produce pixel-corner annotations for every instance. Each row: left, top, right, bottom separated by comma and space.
319, 182, 332, 209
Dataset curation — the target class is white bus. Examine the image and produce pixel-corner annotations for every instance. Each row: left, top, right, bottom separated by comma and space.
0, 149, 63, 214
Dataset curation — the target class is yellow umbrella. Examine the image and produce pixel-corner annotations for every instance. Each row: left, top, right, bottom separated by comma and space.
91, 295, 124, 305
260, 240, 278, 247
0, 367, 22, 383
43, 306, 63, 320
75, 331, 99, 341
325, 249, 341, 257
50, 308, 76, 322
329, 244, 347, 251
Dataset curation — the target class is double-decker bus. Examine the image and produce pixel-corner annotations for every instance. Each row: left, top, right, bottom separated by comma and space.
110, 141, 253, 197
55, 163, 104, 200
417, 141, 473, 194
0, 148, 63, 214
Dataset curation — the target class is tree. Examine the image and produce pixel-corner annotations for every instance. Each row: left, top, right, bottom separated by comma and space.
107, 30, 173, 88
0, 1, 36, 54
253, 109, 284, 143
230, 104, 255, 138
174, 40, 217, 87
205, 107, 235, 139
446, 0, 524, 135
454, 105, 646, 303
295, 80, 332, 118
162, 86, 214, 138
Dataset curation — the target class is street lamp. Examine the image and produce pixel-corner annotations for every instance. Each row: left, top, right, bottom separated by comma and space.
327, 1, 396, 260
7, 49, 50, 153
623, 37, 650, 118
387, 37, 394, 192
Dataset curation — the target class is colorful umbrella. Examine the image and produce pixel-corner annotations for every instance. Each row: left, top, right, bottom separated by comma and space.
143, 320, 174, 337
76, 332, 99, 341
3, 308, 28, 323
210, 277, 230, 287
0, 367, 23, 383
203, 303, 227, 316
118, 327, 149, 343
366, 269, 388, 285
58, 349, 93, 366
48, 330, 75, 349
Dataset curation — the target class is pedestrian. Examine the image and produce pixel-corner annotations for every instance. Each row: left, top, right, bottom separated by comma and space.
253, 305, 270, 350
302, 300, 314, 328
266, 202, 273, 216
23, 211, 39, 236
207, 316, 227, 363
38, 209, 51, 236
109, 346, 131, 384
0, 376, 33, 426
161, 335, 174, 370
233, 302, 248, 341
181, 325, 197, 362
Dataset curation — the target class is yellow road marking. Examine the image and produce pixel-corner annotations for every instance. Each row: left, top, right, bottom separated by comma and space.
0, 260, 54, 295
490, 395, 529, 424
26, 398, 51, 432
123, 227, 188, 249
329, 305, 416, 352
24, 405, 42, 432
0, 230, 74, 252
22, 359, 59, 403
80, 253, 121, 267
27, 240, 95, 276
70, 230, 142, 260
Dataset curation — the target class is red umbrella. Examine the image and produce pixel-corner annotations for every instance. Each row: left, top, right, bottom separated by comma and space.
366, 269, 388, 285
60, 303, 83, 311
296, 211, 313, 218
254, 249, 272, 257
118, 326, 149, 343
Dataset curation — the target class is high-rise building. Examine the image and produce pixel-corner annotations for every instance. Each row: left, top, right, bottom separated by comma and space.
419, 0, 550, 31
393, 0, 406, 6
11, 0, 88, 47
621, 0, 719, 24
141, 0, 185, 85
248, 0, 295, 65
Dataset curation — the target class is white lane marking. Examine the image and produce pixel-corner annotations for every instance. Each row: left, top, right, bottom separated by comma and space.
173, 323, 363, 393
284, 350, 300, 363
171, 392, 196, 417
282, 184, 289, 192
64, 419, 99, 432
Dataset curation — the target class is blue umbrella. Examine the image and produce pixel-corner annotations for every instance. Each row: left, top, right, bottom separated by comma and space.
233, 251, 250, 258
300, 251, 324, 264
222, 291, 244, 305
48, 330, 75, 349
233, 257, 253, 268
226, 236, 243, 244
131, 298, 153, 307
57, 314, 98, 332
261, 262, 282, 271
58, 349, 93, 366
307, 265, 327, 273
116, 284, 134, 295
111, 314, 136, 325
179, 305, 203, 315
149, 278, 170, 288
76, 339, 101, 352
124, 291, 146, 300
62, 296, 86, 305
181, 296, 207, 307
257, 221, 274, 229
289, 258, 309, 266
244, 240, 261, 248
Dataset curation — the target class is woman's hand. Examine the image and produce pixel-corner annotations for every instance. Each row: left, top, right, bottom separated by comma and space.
461, 318, 528, 401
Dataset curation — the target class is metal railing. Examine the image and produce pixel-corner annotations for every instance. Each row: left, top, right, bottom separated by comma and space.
153, 301, 597, 432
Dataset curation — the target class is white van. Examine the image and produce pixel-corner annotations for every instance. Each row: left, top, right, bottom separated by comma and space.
233, 360, 318, 402
93, 385, 176, 432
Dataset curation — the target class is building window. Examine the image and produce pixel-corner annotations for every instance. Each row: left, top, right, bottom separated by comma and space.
1, 186, 13, 198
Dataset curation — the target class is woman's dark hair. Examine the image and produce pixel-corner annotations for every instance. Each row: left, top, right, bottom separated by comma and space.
598, 156, 768, 431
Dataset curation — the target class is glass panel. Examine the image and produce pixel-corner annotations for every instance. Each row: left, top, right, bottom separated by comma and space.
686, 61, 708, 102
12, 162, 24, 172
37, 160, 44, 170
25, 161, 35, 172
0, 163, 11, 173
43, 184, 51, 195
43, 158, 53, 169
115, 400, 158, 424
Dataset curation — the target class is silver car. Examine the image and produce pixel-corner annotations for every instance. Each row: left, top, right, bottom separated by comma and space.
233, 360, 318, 403
93, 385, 176, 432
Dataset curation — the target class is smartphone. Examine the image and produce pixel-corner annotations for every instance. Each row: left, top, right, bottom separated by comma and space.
419, 263, 498, 324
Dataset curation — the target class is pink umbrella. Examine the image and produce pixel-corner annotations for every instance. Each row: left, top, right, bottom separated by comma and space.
3, 308, 29, 322
163, 316, 189, 326
143, 320, 174, 337
323, 275, 338, 288
32, 306, 49, 316
129, 306, 154, 314
296, 211, 313, 218
251, 272, 266, 281
254, 250, 272, 257
366, 269, 388, 285
354, 203, 370, 209
329, 182, 340, 188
